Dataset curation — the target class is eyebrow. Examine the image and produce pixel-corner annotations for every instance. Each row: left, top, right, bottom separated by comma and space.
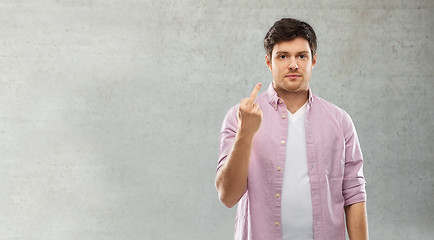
275, 51, 310, 55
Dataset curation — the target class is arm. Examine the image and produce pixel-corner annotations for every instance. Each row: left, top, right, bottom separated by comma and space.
215, 130, 255, 208
215, 83, 262, 208
345, 201, 368, 240
341, 111, 368, 239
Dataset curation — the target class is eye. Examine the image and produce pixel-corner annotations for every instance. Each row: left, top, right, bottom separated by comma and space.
299, 55, 306, 59
279, 55, 287, 59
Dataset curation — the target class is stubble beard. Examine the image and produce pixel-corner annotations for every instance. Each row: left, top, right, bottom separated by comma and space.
274, 75, 309, 95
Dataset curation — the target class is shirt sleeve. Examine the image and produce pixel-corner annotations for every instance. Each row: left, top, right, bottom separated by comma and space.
217, 105, 239, 172
341, 111, 367, 206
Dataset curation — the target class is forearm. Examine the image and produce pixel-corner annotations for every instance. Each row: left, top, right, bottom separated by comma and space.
345, 201, 368, 240
215, 132, 254, 208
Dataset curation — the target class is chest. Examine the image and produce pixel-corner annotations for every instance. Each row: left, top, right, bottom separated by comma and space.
250, 109, 346, 181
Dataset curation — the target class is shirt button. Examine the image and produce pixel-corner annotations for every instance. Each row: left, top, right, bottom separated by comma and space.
274, 104, 277, 108
275, 221, 279, 226
277, 166, 281, 171
275, 194, 280, 198
281, 140, 285, 145
281, 114, 286, 119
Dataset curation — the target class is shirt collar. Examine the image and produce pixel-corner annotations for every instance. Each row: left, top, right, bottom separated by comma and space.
266, 81, 314, 110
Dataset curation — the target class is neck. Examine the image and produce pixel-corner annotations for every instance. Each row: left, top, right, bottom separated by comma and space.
275, 87, 309, 114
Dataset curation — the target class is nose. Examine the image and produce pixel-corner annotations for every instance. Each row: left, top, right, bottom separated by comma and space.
288, 57, 298, 70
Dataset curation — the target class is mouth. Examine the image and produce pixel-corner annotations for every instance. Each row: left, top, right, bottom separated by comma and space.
285, 74, 301, 79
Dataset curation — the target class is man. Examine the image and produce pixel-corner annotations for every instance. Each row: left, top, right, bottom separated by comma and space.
215, 18, 368, 240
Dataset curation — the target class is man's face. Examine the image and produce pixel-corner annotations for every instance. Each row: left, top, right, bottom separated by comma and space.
265, 37, 317, 95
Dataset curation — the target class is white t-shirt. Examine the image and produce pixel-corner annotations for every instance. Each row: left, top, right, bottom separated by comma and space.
281, 102, 314, 240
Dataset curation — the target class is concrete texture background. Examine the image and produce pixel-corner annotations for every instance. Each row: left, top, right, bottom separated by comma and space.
0, 0, 432, 239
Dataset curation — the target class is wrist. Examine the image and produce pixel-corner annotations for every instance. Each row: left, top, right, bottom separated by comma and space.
237, 128, 256, 140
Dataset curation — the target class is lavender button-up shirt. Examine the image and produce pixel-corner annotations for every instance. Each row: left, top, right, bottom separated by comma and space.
217, 83, 367, 240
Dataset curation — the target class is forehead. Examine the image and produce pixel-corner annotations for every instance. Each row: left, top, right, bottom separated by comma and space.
272, 37, 311, 54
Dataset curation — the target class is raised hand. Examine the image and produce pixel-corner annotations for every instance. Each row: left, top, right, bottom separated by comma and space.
237, 83, 263, 136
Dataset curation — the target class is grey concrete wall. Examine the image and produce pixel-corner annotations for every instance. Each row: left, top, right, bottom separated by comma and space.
0, 0, 432, 239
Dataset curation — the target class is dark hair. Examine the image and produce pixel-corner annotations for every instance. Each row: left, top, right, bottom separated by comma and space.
264, 18, 317, 60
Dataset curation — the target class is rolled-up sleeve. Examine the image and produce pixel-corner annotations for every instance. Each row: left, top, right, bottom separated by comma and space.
341, 111, 367, 206
217, 105, 239, 172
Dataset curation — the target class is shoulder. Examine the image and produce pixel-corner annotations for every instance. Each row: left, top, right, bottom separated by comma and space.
311, 94, 354, 127
221, 104, 238, 130
256, 90, 268, 101
253, 90, 270, 108
312, 94, 339, 110
222, 88, 270, 126
225, 89, 268, 114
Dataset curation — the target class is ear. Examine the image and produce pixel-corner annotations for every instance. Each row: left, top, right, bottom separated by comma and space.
265, 55, 272, 71
311, 54, 317, 69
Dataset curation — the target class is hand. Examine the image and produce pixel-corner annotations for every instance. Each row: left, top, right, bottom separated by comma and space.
237, 83, 263, 136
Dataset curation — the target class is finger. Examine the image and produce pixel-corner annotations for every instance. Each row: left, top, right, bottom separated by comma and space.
252, 103, 260, 111
239, 98, 249, 108
248, 83, 262, 103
